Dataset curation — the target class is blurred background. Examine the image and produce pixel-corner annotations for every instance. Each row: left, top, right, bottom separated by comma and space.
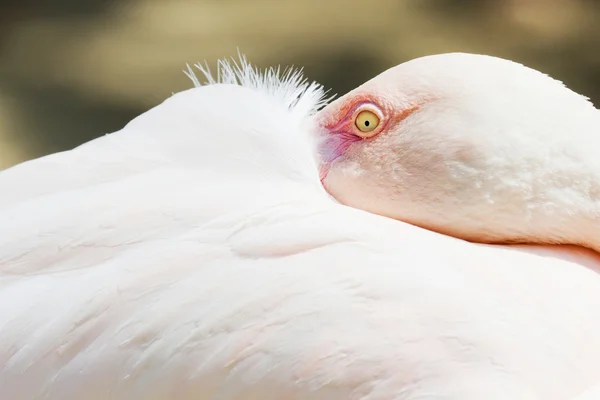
0, 0, 599, 169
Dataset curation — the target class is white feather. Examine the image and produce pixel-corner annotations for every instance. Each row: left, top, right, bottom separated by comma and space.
0, 54, 600, 400
184, 51, 332, 120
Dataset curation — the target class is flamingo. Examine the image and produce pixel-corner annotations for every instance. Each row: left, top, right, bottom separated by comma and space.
317, 52, 600, 253
0, 54, 599, 399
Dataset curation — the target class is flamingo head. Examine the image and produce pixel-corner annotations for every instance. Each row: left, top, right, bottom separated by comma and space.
315, 52, 600, 248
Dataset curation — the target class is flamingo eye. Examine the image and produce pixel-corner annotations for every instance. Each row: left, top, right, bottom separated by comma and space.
354, 110, 380, 137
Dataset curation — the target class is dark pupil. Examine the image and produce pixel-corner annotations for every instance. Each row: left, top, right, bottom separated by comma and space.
364, 120, 370, 127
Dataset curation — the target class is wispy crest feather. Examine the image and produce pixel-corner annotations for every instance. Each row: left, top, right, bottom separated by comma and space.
184, 51, 333, 118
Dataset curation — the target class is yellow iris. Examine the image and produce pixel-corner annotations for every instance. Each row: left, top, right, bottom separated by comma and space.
354, 110, 380, 134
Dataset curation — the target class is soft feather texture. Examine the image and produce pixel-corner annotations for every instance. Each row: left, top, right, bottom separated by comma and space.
572, 383, 600, 400
1, 54, 600, 400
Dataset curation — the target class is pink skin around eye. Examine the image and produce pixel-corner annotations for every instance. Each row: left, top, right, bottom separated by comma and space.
318, 96, 423, 182
318, 97, 388, 182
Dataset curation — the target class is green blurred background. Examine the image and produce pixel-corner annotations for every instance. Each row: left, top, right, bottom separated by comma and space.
1, 0, 599, 170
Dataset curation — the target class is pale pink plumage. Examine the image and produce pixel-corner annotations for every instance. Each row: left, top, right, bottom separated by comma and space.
317, 52, 600, 252
0, 54, 598, 400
